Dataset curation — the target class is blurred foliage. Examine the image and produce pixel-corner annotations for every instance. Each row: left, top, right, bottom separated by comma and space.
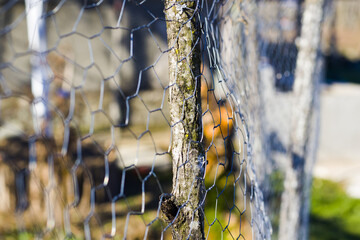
2, 231, 33, 240
265, 173, 360, 240
204, 172, 251, 240
310, 178, 360, 240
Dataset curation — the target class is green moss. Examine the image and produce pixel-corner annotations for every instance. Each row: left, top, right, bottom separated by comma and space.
165, 0, 203, 238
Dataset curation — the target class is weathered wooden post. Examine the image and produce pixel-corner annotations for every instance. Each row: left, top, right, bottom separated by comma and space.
162, 0, 205, 239
25, 0, 51, 136
279, 0, 325, 239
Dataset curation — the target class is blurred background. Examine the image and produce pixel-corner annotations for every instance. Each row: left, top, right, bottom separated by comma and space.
311, 0, 360, 238
256, 0, 360, 238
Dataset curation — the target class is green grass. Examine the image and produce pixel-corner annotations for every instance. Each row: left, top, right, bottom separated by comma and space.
310, 178, 360, 240
2, 231, 33, 240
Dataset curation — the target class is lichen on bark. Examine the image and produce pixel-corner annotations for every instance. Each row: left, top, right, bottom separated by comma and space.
162, 0, 205, 239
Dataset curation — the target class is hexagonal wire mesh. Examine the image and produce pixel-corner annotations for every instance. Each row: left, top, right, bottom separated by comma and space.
0, 0, 331, 239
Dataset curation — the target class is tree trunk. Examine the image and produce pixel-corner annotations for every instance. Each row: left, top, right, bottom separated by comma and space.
162, 1, 205, 239
278, 0, 325, 239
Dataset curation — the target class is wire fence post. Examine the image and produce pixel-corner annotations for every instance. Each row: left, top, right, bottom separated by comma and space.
162, 0, 205, 239
278, 0, 325, 239
25, 0, 51, 137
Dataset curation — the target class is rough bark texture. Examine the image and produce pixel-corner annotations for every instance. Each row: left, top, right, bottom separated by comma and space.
278, 0, 325, 239
163, 1, 205, 239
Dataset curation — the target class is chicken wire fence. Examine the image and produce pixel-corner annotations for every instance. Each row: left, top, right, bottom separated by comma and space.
0, 0, 331, 239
